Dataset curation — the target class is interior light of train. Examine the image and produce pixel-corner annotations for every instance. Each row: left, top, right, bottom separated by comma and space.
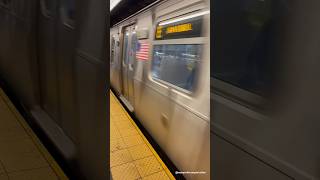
159, 10, 210, 26
110, 0, 122, 10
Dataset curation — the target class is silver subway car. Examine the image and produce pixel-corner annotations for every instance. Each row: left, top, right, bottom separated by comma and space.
110, 0, 210, 179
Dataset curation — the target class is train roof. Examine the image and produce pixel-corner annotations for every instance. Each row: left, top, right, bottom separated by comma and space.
110, 0, 158, 26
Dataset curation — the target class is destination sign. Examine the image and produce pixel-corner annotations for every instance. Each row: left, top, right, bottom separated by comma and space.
155, 15, 203, 40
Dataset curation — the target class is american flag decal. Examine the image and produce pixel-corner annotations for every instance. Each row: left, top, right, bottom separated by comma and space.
136, 41, 149, 61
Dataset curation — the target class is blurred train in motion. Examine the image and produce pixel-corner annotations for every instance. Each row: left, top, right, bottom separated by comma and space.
212, 0, 320, 180
110, 0, 210, 179
0, 0, 108, 179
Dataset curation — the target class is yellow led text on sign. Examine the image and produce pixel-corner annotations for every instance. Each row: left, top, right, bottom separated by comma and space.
156, 26, 163, 38
166, 23, 192, 34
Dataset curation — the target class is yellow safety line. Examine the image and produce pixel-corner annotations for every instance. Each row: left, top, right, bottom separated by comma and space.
110, 91, 176, 180
0, 88, 68, 180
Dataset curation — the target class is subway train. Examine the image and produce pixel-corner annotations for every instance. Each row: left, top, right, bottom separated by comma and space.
212, 1, 320, 180
0, 0, 108, 179
110, 0, 210, 179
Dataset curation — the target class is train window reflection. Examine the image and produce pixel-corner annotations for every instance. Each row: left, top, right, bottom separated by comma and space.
62, 0, 75, 27
212, 0, 287, 96
151, 44, 202, 92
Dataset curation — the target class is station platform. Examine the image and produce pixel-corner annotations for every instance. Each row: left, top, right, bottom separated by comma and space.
110, 92, 175, 180
0, 87, 67, 180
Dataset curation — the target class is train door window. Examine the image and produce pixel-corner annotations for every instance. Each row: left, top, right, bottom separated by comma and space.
61, 0, 75, 28
122, 30, 130, 65
151, 11, 208, 92
111, 36, 115, 64
130, 30, 138, 65
212, 0, 288, 97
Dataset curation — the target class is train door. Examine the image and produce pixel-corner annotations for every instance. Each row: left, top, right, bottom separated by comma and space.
37, 0, 60, 124
110, 33, 122, 95
56, 0, 77, 142
121, 25, 136, 110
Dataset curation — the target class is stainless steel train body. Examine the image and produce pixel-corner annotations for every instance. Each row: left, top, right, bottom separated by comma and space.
110, 0, 210, 179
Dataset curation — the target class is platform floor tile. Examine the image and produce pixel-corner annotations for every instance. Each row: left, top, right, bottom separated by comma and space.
8, 167, 58, 180
134, 156, 163, 177
143, 171, 170, 180
128, 144, 153, 161
0, 87, 68, 179
110, 149, 133, 167
0, 174, 8, 180
111, 162, 140, 180
110, 138, 127, 153
110, 91, 174, 180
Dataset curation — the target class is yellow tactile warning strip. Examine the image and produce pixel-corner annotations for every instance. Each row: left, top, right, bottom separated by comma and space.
110, 91, 175, 180
0, 87, 68, 180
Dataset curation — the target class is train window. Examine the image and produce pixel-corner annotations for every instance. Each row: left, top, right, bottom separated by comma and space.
61, 0, 75, 28
130, 32, 138, 64
212, 0, 288, 96
0, 0, 11, 8
66, 0, 75, 20
151, 44, 202, 92
122, 31, 129, 65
